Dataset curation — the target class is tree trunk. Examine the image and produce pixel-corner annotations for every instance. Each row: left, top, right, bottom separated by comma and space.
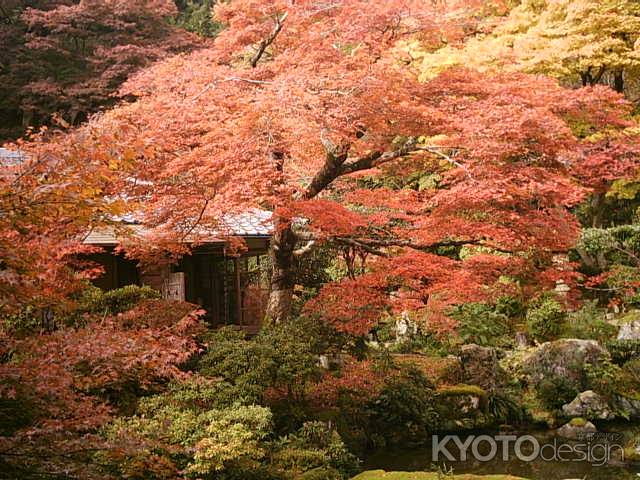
265, 223, 297, 323
591, 193, 606, 228
613, 69, 624, 94
580, 72, 589, 87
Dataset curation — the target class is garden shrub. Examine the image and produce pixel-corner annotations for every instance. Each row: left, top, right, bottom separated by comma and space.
271, 422, 359, 479
486, 391, 524, 423
307, 359, 386, 410
171, 0, 223, 38
110, 298, 203, 331
391, 354, 463, 386
495, 295, 525, 318
619, 358, 640, 398
198, 327, 276, 403
606, 339, 640, 365
316, 363, 440, 451
450, 302, 512, 347
520, 388, 556, 426
525, 297, 567, 342
585, 358, 624, 397
364, 367, 439, 446
78, 284, 160, 315
598, 264, 640, 307
0, 396, 38, 436
296, 467, 342, 480
623, 358, 640, 384
563, 301, 617, 343
2, 285, 186, 336
388, 330, 453, 356
1, 305, 43, 336
535, 375, 579, 410
133, 376, 231, 412
198, 322, 321, 406
101, 393, 274, 479
187, 405, 273, 476
101, 379, 357, 480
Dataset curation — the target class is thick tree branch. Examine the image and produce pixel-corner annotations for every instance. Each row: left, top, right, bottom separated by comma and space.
301, 138, 351, 199
301, 138, 470, 201
302, 137, 421, 200
339, 137, 418, 175
251, 12, 288, 68
296, 234, 494, 258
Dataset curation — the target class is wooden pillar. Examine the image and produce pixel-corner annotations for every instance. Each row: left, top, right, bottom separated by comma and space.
234, 257, 242, 326
113, 253, 119, 288
223, 255, 229, 325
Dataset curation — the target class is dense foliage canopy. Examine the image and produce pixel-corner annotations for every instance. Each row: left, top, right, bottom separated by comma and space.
408, 0, 640, 94
27, 0, 638, 330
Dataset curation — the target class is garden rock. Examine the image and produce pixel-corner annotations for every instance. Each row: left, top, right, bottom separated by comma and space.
556, 418, 597, 440
617, 320, 640, 340
521, 339, 607, 391
562, 390, 615, 420
394, 312, 417, 341
459, 343, 506, 391
613, 395, 640, 420
514, 331, 531, 348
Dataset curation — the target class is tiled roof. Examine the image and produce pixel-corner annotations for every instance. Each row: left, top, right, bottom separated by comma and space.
83, 209, 273, 246
0, 148, 26, 166
0, 148, 27, 179
220, 209, 272, 236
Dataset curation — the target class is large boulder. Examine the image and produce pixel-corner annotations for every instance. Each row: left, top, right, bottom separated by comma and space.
458, 344, 506, 391
562, 390, 615, 420
613, 395, 640, 420
556, 418, 597, 440
617, 320, 640, 340
520, 339, 608, 391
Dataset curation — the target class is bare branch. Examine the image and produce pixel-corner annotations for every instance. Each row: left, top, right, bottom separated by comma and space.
334, 237, 390, 257
251, 11, 288, 68
222, 76, 275, 85
336, 236, 517, 255
293, 240, 316, 257
179, 198, 210, 242
192, 77, 274, 101
414, 145, 473, 180
611, 244, 640, 267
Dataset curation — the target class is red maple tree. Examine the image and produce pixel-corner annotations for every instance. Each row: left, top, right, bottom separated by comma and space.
0, 126, 132, 313
28, 0, 640, 333
0, 297, 203, 478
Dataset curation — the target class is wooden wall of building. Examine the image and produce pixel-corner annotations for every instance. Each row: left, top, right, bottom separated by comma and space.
88, 237, 271, 328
